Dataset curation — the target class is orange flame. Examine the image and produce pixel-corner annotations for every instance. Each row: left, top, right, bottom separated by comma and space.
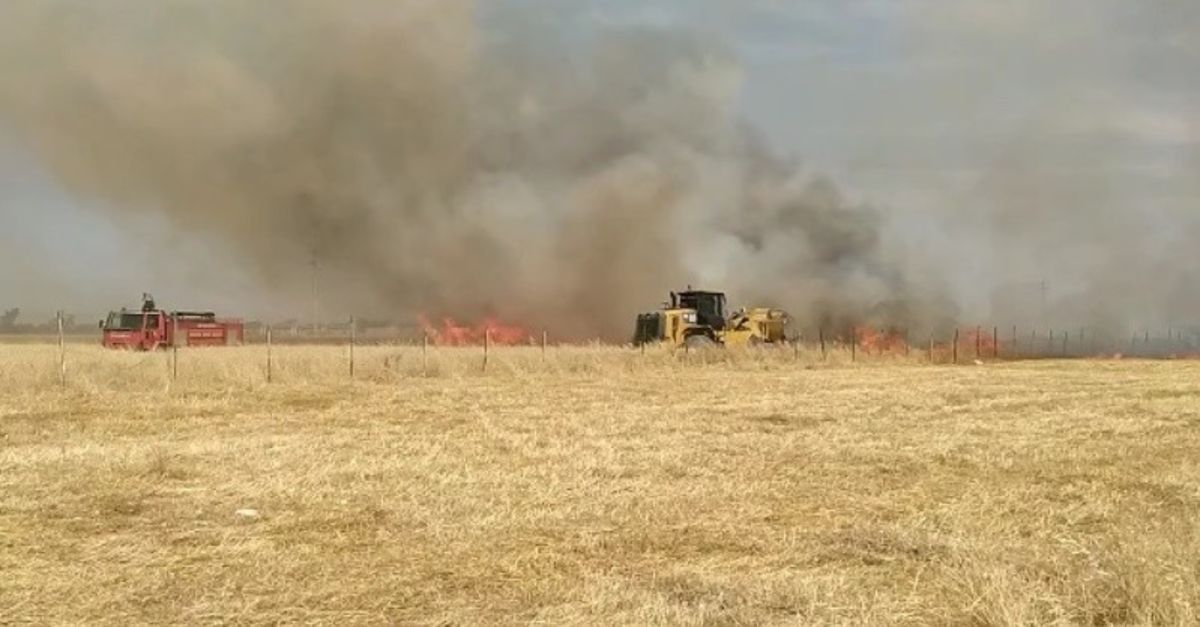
958, 327, 998, 357
854, 326, 909, 355
419, 315, 532, 346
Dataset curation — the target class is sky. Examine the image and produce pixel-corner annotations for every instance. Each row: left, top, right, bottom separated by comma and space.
1, 0, 1196, 327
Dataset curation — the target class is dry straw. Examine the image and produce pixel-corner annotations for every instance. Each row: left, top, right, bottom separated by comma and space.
2, 344, 1199, 624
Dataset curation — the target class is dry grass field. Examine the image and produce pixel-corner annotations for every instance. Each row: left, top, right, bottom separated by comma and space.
3, 343, 1200, 625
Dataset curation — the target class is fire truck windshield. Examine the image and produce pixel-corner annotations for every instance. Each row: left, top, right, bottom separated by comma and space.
105, 312, 146, 330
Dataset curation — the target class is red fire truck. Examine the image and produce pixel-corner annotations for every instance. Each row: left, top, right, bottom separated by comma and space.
101, 294, 244, 350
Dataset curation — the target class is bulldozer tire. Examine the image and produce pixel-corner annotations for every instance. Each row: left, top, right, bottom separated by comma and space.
685, 335, 717, 350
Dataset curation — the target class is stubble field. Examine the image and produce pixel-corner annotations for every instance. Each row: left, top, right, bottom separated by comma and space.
2, 343, 1200, 625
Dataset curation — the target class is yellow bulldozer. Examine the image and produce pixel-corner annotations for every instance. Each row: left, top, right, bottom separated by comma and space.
633, 288, 790, 349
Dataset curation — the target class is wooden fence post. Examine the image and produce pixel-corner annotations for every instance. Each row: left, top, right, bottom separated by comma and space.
953, 329, 960, 364
266, 326, 273, 384
993, 326, 999, 359
483, 329, 490, 372
975, 326, 982, 359
57, 311, 66, 387
349, 316, 356, 379
819, 328, 826, 360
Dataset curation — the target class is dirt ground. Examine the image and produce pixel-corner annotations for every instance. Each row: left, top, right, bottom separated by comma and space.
2, 345, 1199, 624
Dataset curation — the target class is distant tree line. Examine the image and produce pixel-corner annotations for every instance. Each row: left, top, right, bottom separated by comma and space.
0, 308, 92, 334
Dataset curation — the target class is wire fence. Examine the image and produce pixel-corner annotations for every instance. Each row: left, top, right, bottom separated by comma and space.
17, 317, 1200, 391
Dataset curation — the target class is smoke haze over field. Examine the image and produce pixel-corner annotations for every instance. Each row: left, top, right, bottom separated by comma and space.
0, 1, 1196, 338
894, 1, 1200, 335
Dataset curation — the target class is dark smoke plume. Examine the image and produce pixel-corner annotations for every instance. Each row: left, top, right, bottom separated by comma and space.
0, 0, 940, 338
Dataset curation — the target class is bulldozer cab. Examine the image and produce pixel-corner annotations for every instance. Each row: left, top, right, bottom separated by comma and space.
673, 290, 727, 331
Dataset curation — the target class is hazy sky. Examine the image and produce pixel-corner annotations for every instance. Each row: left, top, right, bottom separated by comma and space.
1, 0, 1196, 324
